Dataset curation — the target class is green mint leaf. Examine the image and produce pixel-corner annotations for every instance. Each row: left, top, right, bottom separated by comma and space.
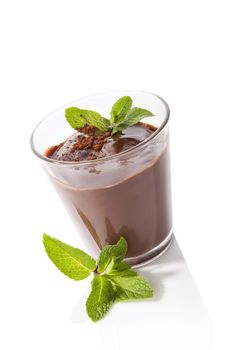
42, 233, 154, 322
43, 234, 96, 281
108, 273, 153, 301
64, 97, 154, 137
112, 107, 154, 135
126, 107, 154, 119
97, 237, 127, 273
107, 262, 138, 277
65, 107, 110, 133
110, 96, 133, 124
86, 276, 115, 321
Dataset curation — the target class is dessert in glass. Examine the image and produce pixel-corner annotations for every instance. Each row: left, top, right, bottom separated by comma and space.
31, 91, 172, 266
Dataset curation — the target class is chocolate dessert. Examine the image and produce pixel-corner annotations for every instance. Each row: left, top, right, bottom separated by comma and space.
42, 95, 172, 264
45, 123, 155, 161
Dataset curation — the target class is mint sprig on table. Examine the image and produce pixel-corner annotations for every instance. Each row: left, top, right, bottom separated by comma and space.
43, 234, 153, 322
65, 96, 154, 135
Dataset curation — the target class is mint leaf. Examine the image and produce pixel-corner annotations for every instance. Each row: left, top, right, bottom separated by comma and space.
65, 107, 110, 132
126, 107, 154, 120
97, 237, 127, 273
110, 96, 133, 124
109, 273, 153, 301
43, 234, 96, 280
42, 234, 154, 322
112, 107, 154, 135
108, 262, 137, 277
65, 96, 154, 136
86, 276, 115, 321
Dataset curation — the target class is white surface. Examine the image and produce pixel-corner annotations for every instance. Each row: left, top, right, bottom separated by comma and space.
1, 0, 233, 349
0, 234, 212, 350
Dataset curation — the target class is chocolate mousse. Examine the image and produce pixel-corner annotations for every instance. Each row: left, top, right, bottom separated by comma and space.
43, 95, 172, 264
45, 123, 155, 161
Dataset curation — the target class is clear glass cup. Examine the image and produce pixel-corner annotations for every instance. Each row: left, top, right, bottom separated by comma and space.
31, 91, 172, 266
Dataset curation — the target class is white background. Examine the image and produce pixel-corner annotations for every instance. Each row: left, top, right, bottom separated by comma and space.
0, 1, 232, 349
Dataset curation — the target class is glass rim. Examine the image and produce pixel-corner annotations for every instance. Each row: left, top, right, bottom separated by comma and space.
30, 90, 170, 166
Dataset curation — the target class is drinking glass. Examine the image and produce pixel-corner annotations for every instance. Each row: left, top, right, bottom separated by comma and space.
31, 91, 172, 266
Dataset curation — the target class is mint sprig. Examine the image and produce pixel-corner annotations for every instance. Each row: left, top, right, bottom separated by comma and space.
43, 234, 153, 322
65, 96, 154, 136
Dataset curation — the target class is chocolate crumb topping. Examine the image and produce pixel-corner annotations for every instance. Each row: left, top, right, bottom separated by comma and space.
45, 122, 156, 162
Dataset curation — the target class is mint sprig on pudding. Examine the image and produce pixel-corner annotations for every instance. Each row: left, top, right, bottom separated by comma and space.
45, 96, 155, 162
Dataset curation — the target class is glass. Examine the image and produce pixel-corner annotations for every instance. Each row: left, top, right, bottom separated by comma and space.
31, 91, 172, 266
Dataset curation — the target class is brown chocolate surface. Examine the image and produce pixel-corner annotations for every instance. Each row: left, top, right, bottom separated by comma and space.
45, 123, 155, 162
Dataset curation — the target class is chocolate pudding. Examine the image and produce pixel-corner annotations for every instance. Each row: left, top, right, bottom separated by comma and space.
45, 123, 172, 263
45, 123, 155, 161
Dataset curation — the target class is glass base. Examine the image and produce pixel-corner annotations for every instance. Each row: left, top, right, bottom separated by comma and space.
124, 229, 173, 268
